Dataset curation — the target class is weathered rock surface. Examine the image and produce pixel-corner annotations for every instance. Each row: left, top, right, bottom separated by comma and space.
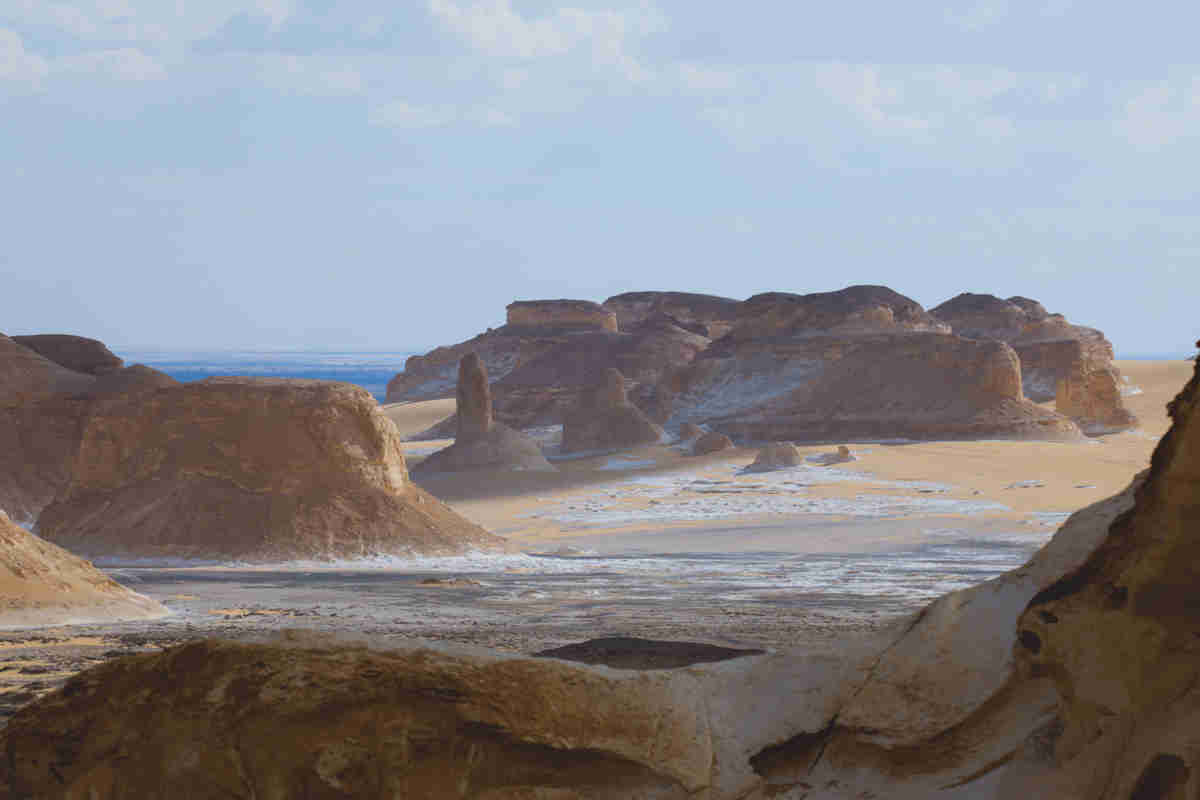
36, 377, 504, 561
0, 510, 166, 627
505, 299, 618, 333
807, 445, 855, 465
412, 355, 553, 476
693, 431, 733, 455
11, 334, 123, 376
562, 369, 665, 454
930, 293, 1136, 433
747, 442, 804, 471
678, 422, 704, 441
670, 310, 1081, 443
603, 291, 742, 339
535, 636, 764, 669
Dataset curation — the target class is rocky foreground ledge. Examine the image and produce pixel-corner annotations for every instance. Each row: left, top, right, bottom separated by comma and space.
1, 356, 1196, 797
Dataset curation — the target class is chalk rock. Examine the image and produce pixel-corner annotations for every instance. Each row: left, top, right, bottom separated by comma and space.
748, 442, 804, 471
36, 377, 504, 561
931, 293, 1136, 433
11, 334, 123, 376
562, 369, 664, 454
0, 510, 165, 626
693, 431, 733, 455
413, 354, 553, 475
808, 445, 855, 466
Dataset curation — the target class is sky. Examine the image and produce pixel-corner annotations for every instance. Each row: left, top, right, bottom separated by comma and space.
1, 1, 1198, 357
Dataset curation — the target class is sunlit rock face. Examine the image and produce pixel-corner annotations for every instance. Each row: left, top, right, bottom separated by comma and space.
664, 286, 1081, 443
0, 509, 166, 626
411, 353, 553, 475
35, 377, 504, 562
930, 293, 1136, 434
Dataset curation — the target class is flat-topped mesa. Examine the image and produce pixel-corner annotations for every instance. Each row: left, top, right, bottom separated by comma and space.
666, 285, 1080, 443
505, 299, 618, 333
931, 292, 1135, 433
412, 354, 553, 476
11, 334, 123, 376
36, 377, 504, 562
603, 291, 742, 339
0, 510, 166, 626
562, 368, 665, 453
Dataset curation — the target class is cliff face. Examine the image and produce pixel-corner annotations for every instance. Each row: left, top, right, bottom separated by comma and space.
505, 299, 618, 333
666, 287, 1080, 443
36, 377, 504, 561
0, 510, 166, 626
930, 293, 1135, 434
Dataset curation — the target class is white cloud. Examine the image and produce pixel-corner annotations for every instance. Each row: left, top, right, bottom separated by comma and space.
250, 53, 364, 95
369, 100, 455, 129
0, 26, 48, 85
55, 47, 165, 81
675, 62, 737, 92
1117, 76, 1200, 150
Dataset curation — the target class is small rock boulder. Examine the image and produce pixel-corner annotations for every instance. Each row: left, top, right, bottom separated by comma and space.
808, 445, 856, 466
412, 354, 554, 475
747, 443, 803, 471
693, 431, 733, 455
562, 369, 665, 454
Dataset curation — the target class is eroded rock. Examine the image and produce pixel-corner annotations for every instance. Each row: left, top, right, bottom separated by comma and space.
747, 442, 804, 471
693, 431, 733, 455
562, 369, 664, 454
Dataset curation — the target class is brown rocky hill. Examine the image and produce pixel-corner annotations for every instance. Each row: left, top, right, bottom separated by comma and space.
36, 377, 504, 562
602, 291, 742, 339
931, 293, 1136, 434
10, 334, 123, 376
0, 510, 165, 626
666, 286, 1081, 442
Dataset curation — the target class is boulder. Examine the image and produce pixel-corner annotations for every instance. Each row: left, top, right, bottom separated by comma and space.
412, 355, 554, 476
930, 293, 1136, 433
562, 369, 665, 454
10, 334, 123, 376
0, 510, 166, 626
808, 445, 855, 466
35, 377, 504, 562
693, 431, 733, 455
747, 442, 804, 471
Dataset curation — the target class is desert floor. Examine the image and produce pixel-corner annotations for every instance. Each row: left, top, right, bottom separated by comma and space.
0, 359, 1189, 724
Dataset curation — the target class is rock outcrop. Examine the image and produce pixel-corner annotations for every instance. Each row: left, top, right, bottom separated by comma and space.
679, 422, 704, 441
667, 287, 1081, 443
36, 377, 504, 562
0, 510, 166, 627
562, 368, 665, 454
931, 293, 1136, 434
693, 430, 733, 455
10, 334, 123, 376
505, 299, 618, 333
747, 442, 804, 471
411, 354, 553, 476
603, 291, 742, 339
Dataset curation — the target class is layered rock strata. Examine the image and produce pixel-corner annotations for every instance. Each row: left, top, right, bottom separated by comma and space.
603, 291, 742, 339
562, 368, 665, 453
411, 354, 553, 475
36, 377, 504, 561
930, 293, 1135, 434
668, 287, 1080, 443
0, 510, 166, 626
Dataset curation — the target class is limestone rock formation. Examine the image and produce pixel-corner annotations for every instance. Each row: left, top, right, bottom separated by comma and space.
930, 293, 1136, 434
11, 334, 123, 376
0, 510, 166, 626
412, 354, 553, 476
36, 377, 504, 561
668, 288, 1081, 443
747, 442, 804, 471
808, 445, 855, 466
678, 422, 704, 441
562, 368, 665, 454
693, 430, 733, 455
603, 291, 742, 339
505, 299, 617, 333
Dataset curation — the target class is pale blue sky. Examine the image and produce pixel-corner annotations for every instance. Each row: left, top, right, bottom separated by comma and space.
2, 1, 1197, 356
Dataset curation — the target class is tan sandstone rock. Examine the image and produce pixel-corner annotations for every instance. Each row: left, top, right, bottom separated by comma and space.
506, 299, 618, 333
747, 442, 804, 471
412, 354, 554, 476
35, 377, 504, 562
693, 431, 733, 455
0, 510, 165, 626
562, 369, 665, 454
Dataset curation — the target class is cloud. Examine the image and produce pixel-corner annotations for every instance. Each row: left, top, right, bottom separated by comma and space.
1117, 75, 1200, 150
0, 27, 48, 85
55, 47, 166, 81
369, 100, 455, 129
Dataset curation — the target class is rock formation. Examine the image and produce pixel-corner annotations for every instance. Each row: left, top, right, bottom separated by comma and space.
693, 430, 733, 455
411, 354, 553, 476
667, 287, 1081, 443
0, 510, 166, 626
808, 445, 855, 466
36, 377, 504, 562
4, 355, 1198, 798
678, 422, 704, 441
930, 293, 1136, 434
505, 299, 618, 333
603, 291, 742, 339
11, 334, 123, 376
747, 442, 804, 471
562, 368, 665, 454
